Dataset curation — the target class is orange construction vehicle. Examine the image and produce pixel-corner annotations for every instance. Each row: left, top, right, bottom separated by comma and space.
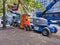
18, 0, 31, 30
19, 14, 31, 29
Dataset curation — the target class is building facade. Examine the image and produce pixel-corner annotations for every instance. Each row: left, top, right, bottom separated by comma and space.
37, 0, 60, 13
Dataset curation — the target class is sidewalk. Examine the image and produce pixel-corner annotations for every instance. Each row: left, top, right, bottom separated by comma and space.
0, 26, 14, 30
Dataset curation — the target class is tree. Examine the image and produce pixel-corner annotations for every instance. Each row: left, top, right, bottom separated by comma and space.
3, 0, 6, 28
23, 0, 43, 12
0, 0, 3, 13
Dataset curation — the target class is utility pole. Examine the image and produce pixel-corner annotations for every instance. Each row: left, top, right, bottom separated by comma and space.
3, 0, 6, 28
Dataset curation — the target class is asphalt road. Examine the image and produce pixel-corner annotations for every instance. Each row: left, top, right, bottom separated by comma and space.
0, 27, 60, 45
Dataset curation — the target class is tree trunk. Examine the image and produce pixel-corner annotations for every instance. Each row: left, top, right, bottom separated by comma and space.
3, 0, 6, 28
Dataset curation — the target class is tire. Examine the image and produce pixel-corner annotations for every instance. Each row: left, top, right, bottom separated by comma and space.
24, 25, 31, 31
58, 24, 60, 26
42, 27, 51, 36
13, 22, 18, 27
24, 25, 28, 31
53, 26, 57, 33
13, 23, 17, 27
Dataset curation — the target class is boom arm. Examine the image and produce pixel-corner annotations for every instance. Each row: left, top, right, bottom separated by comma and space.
19, 0, 28, 14
37, 0, 60, 17
11, 0, 20, 11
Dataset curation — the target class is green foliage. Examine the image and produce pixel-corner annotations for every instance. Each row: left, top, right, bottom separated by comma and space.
0, 0, 3, 13
0, 8, 3, 13
5, 0, 43, 13
23, 0, 43, 12
6, 0, 18, 4
0, 0, 44, 14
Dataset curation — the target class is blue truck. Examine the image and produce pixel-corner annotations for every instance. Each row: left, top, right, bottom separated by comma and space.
3, 10, 20, 27
24, 0, 60, 36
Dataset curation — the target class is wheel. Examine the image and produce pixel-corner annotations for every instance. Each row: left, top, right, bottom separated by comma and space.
24, 25, 28, 31
24, 25, 31, 31
42, 27, 51, 36
58, 24, 60, 26
53, 26, 57, 33
13, 22, 18, 27
13, 23, 17, 27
